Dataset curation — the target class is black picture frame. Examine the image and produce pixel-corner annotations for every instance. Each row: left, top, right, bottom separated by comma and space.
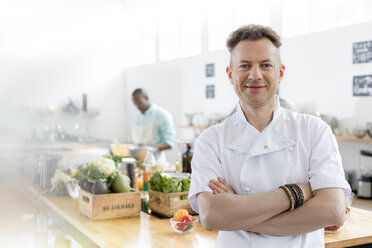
353, 75, 372, 96
353, 41, 372, 64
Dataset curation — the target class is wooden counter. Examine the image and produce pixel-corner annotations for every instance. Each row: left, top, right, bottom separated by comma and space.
27, 185, 217, 248
325, 207, 372, 248
27, 185, 372, 248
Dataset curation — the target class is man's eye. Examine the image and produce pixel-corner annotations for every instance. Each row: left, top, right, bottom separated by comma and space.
262, 64, 272, 68
240, 64, 250, 69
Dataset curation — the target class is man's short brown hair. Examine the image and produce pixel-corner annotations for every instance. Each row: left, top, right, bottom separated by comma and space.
226, 24, 281, 53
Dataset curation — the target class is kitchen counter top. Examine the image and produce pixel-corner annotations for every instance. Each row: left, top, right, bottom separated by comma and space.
26, 184, 217, 248
25, 184, 372, 248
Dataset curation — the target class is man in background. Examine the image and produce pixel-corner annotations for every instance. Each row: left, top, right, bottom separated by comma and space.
131, 88, 176, 151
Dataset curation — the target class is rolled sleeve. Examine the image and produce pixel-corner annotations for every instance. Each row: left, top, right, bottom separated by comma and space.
188, 130, 225, 213
308, 125, 351, 196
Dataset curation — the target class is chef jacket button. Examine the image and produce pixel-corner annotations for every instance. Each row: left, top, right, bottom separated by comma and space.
288, 146, 294, 152
285, 118, 290, 123
264, 145, 268, 149
245, 187, 251, 192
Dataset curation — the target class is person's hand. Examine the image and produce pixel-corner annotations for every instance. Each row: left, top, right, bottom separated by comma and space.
296, 184, 313, 202
209, 177, 235, 194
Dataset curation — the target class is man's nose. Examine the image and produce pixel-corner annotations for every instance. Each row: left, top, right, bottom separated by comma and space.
248, 66, 263, 81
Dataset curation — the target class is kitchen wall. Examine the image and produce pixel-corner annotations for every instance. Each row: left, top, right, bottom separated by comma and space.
1, 0, 371, 169
0, 0, 128, 142
123, 20, 372, 165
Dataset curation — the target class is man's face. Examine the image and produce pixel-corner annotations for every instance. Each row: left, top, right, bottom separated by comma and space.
132, 94, 149, 113
226, 38, 285, 108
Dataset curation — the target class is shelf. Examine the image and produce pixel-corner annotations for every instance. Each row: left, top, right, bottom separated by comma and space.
335, 135, 372, 144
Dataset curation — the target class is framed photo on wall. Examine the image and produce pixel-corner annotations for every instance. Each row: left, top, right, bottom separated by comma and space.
205, 63, 215, 77
353, 40, 372, 64
206, 84, 215, 98
353, 75, 372, 96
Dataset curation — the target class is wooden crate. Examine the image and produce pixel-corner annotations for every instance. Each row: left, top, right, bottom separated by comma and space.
78, 189, 141, 220
148, 190, 196, 217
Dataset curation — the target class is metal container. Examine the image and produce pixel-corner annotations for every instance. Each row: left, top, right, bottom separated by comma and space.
358, 176, 372, 198
366, 122, 372, 138
357, 150, 372, 198
39, 153, 62, 189
120, 157, 136, 188
128, 146, 158, 161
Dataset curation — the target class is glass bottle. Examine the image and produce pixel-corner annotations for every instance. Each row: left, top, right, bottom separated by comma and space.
182, 143, 193, 173
175, 152, 183, 173
142, 150, 157, 178
142, 172, 150, 213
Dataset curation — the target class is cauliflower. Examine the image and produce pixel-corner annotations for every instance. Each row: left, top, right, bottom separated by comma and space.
51, 170, 71, 186
90, 157, 116, 177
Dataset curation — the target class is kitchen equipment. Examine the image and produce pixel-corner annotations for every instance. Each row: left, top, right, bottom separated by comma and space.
353, 124, 366, 138
39, 153, 62, 189
121, 157, 136, 188
357, 150, 372, 199
316, 113, 338, 132
366, 122, 372, 138
128, 146, 158, 161
345, 170, 358, 192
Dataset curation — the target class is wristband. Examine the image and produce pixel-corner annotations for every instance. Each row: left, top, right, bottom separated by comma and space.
279, 185, 295, 211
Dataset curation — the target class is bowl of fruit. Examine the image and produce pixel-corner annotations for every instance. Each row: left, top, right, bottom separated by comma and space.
170, 209, 198, 234
325, 192, 354, 233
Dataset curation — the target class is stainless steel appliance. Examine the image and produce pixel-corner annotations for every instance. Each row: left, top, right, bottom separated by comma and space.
357, 150, 372, 199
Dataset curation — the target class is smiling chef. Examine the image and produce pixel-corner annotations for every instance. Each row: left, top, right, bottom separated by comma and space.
188, 24, 351, 248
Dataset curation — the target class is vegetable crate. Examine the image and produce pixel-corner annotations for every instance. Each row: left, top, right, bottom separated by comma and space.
148, 190, 196, 217
78, 189, 141, 220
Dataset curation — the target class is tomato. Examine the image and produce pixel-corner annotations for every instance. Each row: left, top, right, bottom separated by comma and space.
181, 215, 193, 223
176, 222, 187, 231
325, 225, 341, 231
345, 207, 350, 214
173, 209, 189, 221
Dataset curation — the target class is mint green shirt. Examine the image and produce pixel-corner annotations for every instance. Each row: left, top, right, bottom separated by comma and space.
132, 104, 176, 148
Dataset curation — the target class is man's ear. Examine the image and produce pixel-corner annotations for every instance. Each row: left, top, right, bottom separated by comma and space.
279, 64, 285, 82
226, 66, 233, 85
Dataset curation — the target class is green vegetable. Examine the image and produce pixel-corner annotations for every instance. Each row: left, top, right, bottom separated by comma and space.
149, 172, 167, 192
181, 178, 190, 191
180, 178, 191, 200
112, 174, 131, 193
49, 181, 68, 196
162, 177, 182, 193
149, 173, 190, 198
104, 154, 122, 166
77, 163, 107, 183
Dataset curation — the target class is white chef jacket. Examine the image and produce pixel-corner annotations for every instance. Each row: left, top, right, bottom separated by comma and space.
189, 97, 351, 248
